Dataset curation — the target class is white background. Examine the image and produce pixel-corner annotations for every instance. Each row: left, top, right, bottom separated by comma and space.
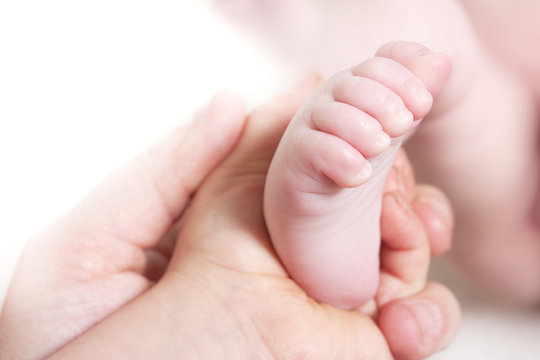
1, 1, 539, 358
0, 0, 289, 298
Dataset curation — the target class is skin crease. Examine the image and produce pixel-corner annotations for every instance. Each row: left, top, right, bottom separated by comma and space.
214, 0, 540, 305
264, 41, 452, 309
1, 81, 460, 360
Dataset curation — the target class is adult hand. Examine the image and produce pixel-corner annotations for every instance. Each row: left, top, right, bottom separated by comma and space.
0, 91, 247, 359
1, 78, 460, 360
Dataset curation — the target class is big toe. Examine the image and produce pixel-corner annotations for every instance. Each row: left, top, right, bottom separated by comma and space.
376, 41, 453, 98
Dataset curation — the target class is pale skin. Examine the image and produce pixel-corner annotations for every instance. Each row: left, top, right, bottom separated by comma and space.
215, 0, 540, 304
458, 0, 540, 99
265, 41, 452, 309
0, 85, 460, 359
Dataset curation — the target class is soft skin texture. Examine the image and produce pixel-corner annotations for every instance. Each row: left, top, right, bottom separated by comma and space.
215, 0, 540, 304
458, 0, 540, 98
1, 84, 460, 360
264, 41, 452, 309
0, 91, 248, 359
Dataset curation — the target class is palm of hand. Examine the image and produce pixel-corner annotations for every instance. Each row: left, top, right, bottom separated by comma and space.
156, 93, 448, 359
2, 86, 457, 360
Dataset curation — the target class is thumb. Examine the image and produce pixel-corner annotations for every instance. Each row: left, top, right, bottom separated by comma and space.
0, 91, 248, 360
169, 74, 319, 274
378, 282, 461, 360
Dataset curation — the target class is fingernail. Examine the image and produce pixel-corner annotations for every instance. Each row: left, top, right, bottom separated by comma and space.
201, 92, 229, 120
208, 90, 235, 109
384, 169, 405, 197
386, 191, 408, 210
293, 72, 322, 93
199, 90, 244, 125
415, 193, 454, 230
404, 299, 444, 343
385, 167, 408, 199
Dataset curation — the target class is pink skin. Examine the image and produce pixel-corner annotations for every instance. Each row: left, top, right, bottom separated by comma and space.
217, 0, 540, 304
1, 83, 461, 360
264, 42, 452, 309
453, 0, 540, 301
458, 0, 540, 99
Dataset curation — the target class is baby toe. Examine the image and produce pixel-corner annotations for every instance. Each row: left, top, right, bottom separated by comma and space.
331, 74, 414, 137
297, 128, 372, 188
310, 101, 391, 158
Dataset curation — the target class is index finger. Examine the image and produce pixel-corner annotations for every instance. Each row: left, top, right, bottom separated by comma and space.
64, 91, 246, 250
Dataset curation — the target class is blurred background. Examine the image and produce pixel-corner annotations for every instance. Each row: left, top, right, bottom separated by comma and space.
1, 1, 539, 358
0, 0, 291, 301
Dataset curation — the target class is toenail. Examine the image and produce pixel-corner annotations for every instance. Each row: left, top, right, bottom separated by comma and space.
355, 162, 373, 184
417, 90, 434, 112
393, 109, 414, 134
374, 132, 391, 150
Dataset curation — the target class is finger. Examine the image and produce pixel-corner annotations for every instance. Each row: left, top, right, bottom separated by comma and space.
0, 93, 248, 360
154, 217, 184, 260
169, 74, 320, 274
144, 214, 186, 281
319, 306, 394, 360
65, 91, 246, 251
143, 249, 169, 282
377, 149, 430, 305
412, 184, 454, 256
378, 282, 461, 360
378, 192, 430, 305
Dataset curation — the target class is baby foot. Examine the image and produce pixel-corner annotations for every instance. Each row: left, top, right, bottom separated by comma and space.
264, 42, 452, 309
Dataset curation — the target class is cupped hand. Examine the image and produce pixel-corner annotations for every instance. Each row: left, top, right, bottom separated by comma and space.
0, 91, 247, 359
1, 77, 460, 360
